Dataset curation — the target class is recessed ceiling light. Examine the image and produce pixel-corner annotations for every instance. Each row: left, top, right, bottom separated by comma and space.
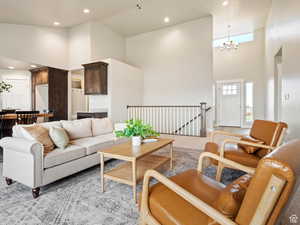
83, 8, 90, 14
8, 66, 15, 70
164, 17, 170, 23
30, 65, 37, 68
53, 21, 60, 26
222, 0, 229, 6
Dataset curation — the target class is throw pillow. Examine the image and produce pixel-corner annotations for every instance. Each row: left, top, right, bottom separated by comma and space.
238, 136, 264, 154
23, 125, 55, 155
215, 174, 252, 219
49, 127, 70, 149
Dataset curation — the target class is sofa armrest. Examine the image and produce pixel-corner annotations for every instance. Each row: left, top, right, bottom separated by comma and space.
140, 170, 238, 225
0, 137, 43, 155
1, 137, 44, 188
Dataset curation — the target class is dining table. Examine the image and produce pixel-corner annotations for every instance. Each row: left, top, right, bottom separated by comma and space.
2, 113, 54, 120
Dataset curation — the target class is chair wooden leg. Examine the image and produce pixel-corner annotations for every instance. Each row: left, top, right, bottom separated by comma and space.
5, 177, 13, 185
32, 188, 40, 199
216, 163, 224, 182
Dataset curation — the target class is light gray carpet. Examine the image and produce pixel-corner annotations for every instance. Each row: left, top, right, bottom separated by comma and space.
0, 148, 297, 225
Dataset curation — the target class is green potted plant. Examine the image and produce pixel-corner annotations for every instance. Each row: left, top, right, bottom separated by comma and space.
115, 119, 159, 146
0, 81, 12, 93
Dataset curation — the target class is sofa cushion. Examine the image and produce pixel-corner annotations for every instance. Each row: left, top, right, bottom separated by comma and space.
40, 121, 62, 129
13, 124, 34, 138
71, 133, 115, 155
12, 121, 62, 138
44, 145, 86, 168
23, 125, 55, 155
92, 118, 113, 136
62, 118, 92, 140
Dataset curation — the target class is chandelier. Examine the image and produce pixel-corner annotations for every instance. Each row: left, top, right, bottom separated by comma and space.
136, 0, 143, 10
219, 25, 239, 50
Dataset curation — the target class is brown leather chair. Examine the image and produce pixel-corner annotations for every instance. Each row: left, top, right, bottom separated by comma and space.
140, 140, 300, 225
205, 120, 288, 181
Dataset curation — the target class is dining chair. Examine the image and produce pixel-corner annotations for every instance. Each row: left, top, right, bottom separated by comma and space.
0, 112, 16, 138
16, 111, 39, 125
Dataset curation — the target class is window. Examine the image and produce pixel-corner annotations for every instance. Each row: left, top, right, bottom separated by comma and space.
245, 82, 254, 123
213, 33, 254, 48
2, 78, 31, 110
222, 84, 238, 95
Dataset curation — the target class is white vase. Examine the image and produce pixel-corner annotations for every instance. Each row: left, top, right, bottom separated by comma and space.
132, 136, 142, 146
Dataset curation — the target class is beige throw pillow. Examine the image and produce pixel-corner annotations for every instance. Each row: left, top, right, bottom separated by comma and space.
23, 125, 55, 155
49, 127, 70, 149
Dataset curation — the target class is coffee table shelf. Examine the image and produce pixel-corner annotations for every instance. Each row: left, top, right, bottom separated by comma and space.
104, 154, 170, 186
98, 138, 174, 202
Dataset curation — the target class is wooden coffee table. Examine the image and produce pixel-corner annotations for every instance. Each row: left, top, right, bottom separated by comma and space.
98, 138, 174, 202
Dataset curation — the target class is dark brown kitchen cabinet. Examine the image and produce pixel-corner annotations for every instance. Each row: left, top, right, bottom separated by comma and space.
30, 67, 68, 121
82, 61, 108, 95
77, 112, 108, 120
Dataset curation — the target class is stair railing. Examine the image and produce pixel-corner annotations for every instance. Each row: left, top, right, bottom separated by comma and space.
127, 103, 211, 137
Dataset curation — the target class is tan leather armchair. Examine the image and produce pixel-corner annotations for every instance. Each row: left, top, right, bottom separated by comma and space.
139, 140, 300, 225
205, 120, 287, 180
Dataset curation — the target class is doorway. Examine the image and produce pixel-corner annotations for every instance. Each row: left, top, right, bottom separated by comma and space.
274, 48, 282, 121
70, 69, 88, 119
216, 80, 243, 127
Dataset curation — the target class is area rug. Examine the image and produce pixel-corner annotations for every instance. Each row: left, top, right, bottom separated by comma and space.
0, 147, 293, 225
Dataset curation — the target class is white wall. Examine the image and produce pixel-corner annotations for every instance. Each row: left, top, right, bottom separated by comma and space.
214, 29, 265, 121
265, 0, 300, 140
68, 23, 91, 69
108, 58, 143, 122
90, 22, 125, 62
0, 23, 69, 69
126, 17, 213, 106
67, 21, 126, 119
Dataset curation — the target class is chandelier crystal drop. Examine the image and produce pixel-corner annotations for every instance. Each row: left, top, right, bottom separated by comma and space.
136, 0, 143, 10
219, 25, 239, 50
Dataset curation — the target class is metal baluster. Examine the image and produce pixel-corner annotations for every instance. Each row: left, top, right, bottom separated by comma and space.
167, 107, 169, 134
189, 107, 192, 136
197, 106, 200, 136
157, 107, 159, 132
165, 107, 168, 134
193, 107, 196, 136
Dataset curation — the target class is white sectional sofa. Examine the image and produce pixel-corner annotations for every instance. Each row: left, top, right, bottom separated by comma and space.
0, 118, 126, 198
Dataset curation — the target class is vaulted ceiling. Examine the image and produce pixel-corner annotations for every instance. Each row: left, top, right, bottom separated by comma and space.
0, 0, 271, 38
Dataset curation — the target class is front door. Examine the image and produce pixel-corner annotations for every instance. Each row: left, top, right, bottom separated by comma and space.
217, 81, 242, 127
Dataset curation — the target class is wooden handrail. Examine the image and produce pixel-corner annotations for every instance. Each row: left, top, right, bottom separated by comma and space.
127, 105, 204, 108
